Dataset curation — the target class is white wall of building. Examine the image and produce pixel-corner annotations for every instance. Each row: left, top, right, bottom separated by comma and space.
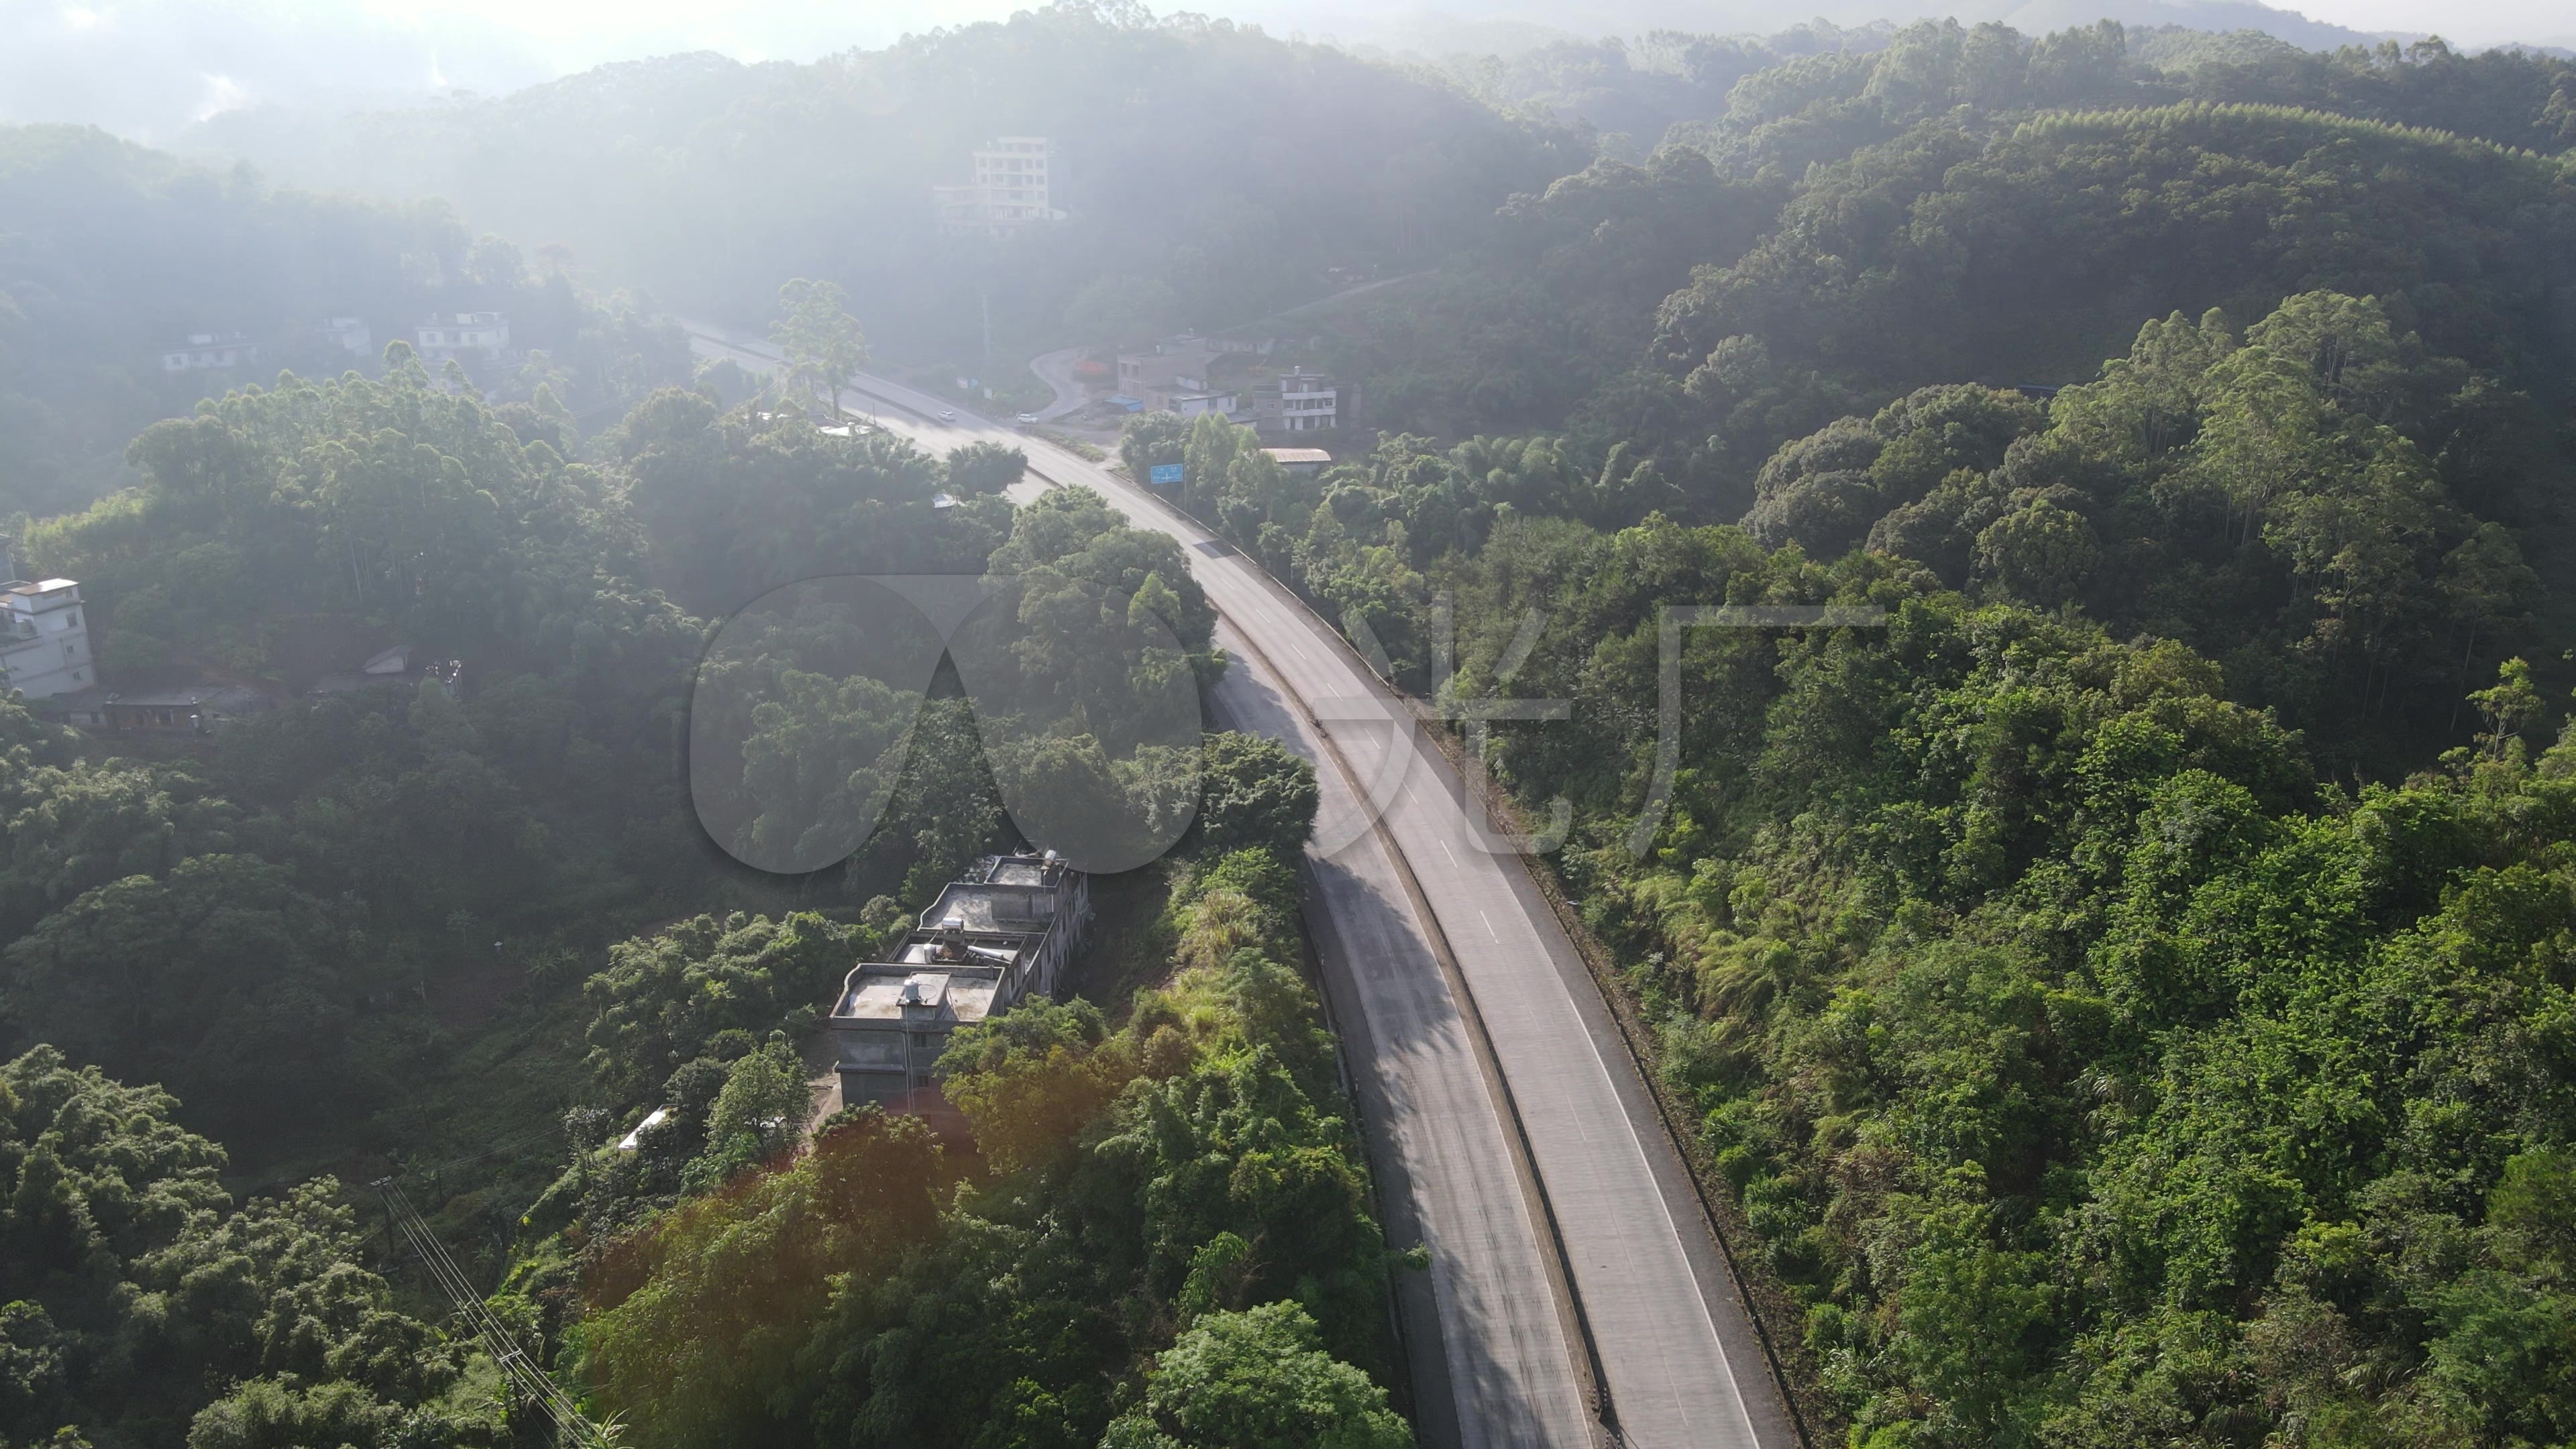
319, 318, 373, 356
162, 334, 258, 372
936, 136, 1066, 234
1279, 369, 1338, 431
0, 580, 94, 699
415, 313, 510, 360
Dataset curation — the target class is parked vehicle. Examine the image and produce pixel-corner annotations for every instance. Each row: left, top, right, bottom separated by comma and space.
1015, 411, 1038, 425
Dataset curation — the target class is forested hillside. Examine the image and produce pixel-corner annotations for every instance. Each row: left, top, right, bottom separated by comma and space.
1, 1046, 503, 1446
543, 836, 1405, 1449
1307, 500, 2576, 1447
1147, 380, 2576, 1440
1108, 17, 2576, 1444
1648, 105, 2576, 482
8, 7, 2576, 1446
191, 8, 1588, 367
1440, 20, 2576, 163
1, 254, 1397, 1444
0, 125, 690, 519
1336, 22, 2576, 453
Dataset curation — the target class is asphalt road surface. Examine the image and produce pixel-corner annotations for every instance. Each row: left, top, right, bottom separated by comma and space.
681, 327, 1798, 1449
1026, 344, 1093, 422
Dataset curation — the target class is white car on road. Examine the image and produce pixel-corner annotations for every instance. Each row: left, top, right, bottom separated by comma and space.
939, 408, 958, 422
1016, 411, 1038, 425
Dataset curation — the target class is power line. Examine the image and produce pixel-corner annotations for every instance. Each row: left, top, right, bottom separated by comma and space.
375, 1177, 616, 1448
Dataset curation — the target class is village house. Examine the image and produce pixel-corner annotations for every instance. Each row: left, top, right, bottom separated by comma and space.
828, 851, 1091, 1116
1261, 447, 1332, 477
162, 333, 259, 372
1116, 335, 1214, 396
415, 313, 510, 362
317, 317, 373, 356
1260, 366, 1340, 433
99, 685, 268, 733
1114, 334, 1256, 421
38, 682, 270, 735
0, 577, 94, 699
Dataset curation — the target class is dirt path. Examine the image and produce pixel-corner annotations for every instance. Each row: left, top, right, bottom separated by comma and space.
800, 987, 844, 1140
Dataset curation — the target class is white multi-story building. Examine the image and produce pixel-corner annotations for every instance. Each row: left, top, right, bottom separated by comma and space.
415, 313, 510, 362
932, 136, 1067, 235
0, 578, 94, 699
1275, 368, 1339, 432
162, 334, 259, 372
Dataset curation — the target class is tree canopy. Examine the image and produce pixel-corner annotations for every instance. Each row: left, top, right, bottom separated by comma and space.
7, 13, 2576, 1448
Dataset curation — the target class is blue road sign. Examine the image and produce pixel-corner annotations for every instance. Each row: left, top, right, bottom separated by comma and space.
1149, 464, 1184, 486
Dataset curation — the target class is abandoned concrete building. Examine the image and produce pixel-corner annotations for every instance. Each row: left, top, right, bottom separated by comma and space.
828, 850, 1091, 1114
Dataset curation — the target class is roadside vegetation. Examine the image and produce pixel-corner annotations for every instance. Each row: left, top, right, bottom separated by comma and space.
5, 6, 2576, 1446
1, 295, 1375, 1444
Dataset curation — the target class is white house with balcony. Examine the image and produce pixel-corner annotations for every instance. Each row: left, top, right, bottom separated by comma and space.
0, 578, 94, 699
162, 334, 259, 373
415, 313, 510, 362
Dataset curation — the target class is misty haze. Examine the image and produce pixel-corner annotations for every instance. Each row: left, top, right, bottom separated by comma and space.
2, 3, 2574, 1448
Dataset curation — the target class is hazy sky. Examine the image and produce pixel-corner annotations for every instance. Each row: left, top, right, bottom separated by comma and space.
2294, 0, 2567, 30
312, 0, 2576, 64
5, 0, 2568, 144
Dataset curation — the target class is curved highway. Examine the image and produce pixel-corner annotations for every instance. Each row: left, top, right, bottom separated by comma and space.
680, 326, 1798, 1449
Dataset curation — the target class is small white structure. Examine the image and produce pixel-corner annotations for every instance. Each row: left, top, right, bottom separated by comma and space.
1165, 388, 1241, 419
616, 1107, 673, 1151
933, 136, 1066, 236
162, 334, 259, 372
311, 643, 458, 698
415, 313, 510, 362
317, 317, 372, 356
0, 578, 94, 699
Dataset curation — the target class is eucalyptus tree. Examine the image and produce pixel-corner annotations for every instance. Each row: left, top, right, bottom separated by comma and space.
769, 277, 870, 421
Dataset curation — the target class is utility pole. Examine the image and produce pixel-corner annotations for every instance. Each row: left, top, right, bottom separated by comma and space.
980, 288, 994, 380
